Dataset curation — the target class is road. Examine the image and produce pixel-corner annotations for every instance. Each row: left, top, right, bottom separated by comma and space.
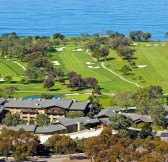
2, 153, 88, 162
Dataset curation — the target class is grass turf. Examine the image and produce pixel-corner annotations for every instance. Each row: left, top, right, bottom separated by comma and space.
0, 41, 168, 107
104, 42, 168, 93
0, 58, 25, 81
51, 46, 138, 93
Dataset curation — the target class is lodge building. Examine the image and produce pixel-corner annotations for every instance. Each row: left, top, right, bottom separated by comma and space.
0, 98, 90, 123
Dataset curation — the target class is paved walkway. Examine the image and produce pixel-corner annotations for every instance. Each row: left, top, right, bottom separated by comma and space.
101, 62, 142, 88
86, 49, 142, 88
39, 128, 103, 144
13, 60, 26, 71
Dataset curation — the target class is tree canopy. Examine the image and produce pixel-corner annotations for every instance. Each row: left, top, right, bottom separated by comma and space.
109, 114, 132, 130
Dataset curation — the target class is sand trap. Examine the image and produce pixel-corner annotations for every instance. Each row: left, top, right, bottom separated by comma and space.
145, 44, 151, 47
52, 61, 60, 65
72, 48, 84, 52
56, 47, 65, 51
86, 62, 95, 65
154, 44, 159, 46
65, 93, 79, 96
132, 43, 138, 46
137, 65, 147, 68
0, 78, 5, 82
161, 44, 165, 46
88, 66, 100, 69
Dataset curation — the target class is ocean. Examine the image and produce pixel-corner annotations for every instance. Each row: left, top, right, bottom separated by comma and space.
0, 0, 167, 40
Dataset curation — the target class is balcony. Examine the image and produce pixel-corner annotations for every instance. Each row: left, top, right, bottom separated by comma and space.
21, 110, 39, 114
46, 110, 65, 116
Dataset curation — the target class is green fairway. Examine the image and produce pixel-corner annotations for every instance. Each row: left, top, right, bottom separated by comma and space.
51, 47, 138, 93
104, 42, 168, 93
1, 41, 168, 104
0, 58, 25, 80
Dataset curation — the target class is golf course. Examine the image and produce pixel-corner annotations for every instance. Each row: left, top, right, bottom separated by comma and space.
0, 40, 168, 105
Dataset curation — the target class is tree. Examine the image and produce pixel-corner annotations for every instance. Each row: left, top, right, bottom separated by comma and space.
4, 75, 12, 83
100, 46, 109, 60
115, 91, 133, 112
2, 112, 21, 126
43, 77, 55, 90
88, 95, 102, 116
140, 123, 152, 139
85, 77, 98, 88
120, 65, 132, 75
13, 129, 39, 161
129, 31, 144, 41
142, 32, 151, 41
110, 36, 131, 50
26, 66, 38, 81
149, 100, 165, 126
66, 111, 83, 118
53, 33, 65, 40
0, 128, 14, 160
0, 128, 39, 161
119, 129, 129, 138
56, 136, 77, 158
92, 47, 102, 61
4, 86, 18, 98
47, 134, 77, 158
117, 46, 134, 59
35, 114, 50, 126
67, 74, 85, 90
67, 71, 77, 80
92, 84, 101, 95
133, 85, 164, 115
109, 114, 132, 130
165, 32, 168, 38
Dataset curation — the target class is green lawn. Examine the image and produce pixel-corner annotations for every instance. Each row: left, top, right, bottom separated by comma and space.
51, 46, 137, 93
1, 42, 168, 106
0, 58, 25, 81
104, 42, 168, 93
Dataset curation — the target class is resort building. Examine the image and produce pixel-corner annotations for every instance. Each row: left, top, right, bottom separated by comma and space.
0, 98, 90, 123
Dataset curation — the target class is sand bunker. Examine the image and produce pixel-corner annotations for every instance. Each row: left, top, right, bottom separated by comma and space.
88, 66, 100, 69
137, 65, 147, 68
86, 62, 95, 65
145, 44, 151, 47
56, 47, 65, 51
72, 48, 84, 52
65, 93, 79, 96
154, 44, 165, 47
132, 43, 138, 46
52, 61, 60, 65
0, 78, 5, 82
